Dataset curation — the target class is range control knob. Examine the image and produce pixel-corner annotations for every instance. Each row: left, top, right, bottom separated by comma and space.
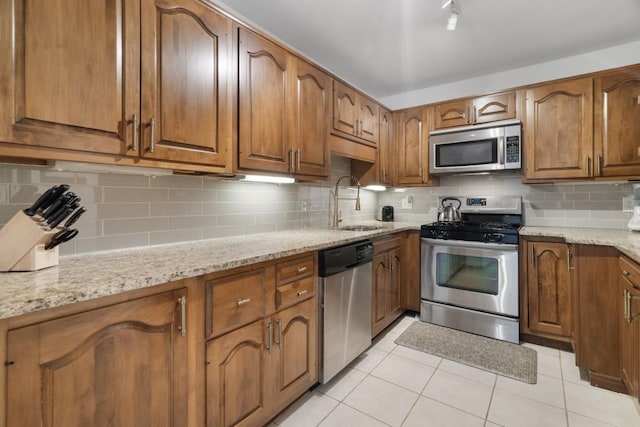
484, 233, 502, 243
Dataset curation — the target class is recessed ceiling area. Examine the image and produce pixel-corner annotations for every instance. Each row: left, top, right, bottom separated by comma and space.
215, 0, 640, 106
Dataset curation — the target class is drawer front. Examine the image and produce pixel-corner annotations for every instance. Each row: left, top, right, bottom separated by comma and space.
276, 255, 314, 285
276, 276, 315, 310
620, 256, 640, 289
206, 269, 266, 338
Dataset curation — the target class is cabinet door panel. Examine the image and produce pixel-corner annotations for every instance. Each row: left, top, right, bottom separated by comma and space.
434, 99, 469, 129
620, 277, 639, 397
527, 242, 571, 337
333, 81, 358, 136
7, 289, 187, 427
206, 319, 268, 427
473, 92, 516, 124
238, 28, 290, 173
396, 108, 427, 185
359, 97, 379, 144
292, 59, 330, 177
378, 108, 394, 185
141, 0, 232, 167
271, 298, 318, 412
595, 67, 640, 177
1, 0, 139, 154
387, 248, 402, 315
524, 78, 593, 179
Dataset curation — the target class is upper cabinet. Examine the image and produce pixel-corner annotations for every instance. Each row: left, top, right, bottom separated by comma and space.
0, 0, 233, 169
594, 65, 640, 177
378, 108, 395, 186
396, 106, 437, 186
523, 77, 593, 180
238, 28, 329, 178
434, 91, 516, 129
333, 80, 379, 146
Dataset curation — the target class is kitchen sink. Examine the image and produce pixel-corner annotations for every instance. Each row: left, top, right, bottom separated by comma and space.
338, 225, 383, 231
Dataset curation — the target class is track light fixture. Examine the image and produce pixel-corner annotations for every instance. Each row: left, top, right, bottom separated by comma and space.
444, 0, 461, 31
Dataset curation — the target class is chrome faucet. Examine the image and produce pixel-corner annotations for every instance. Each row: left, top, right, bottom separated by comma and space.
332, 175, 361, 228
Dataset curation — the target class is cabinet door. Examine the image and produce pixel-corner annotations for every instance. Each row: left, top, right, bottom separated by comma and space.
270, 298, 318, 412
140, 0, 232, 167
290, 59, 330, 177
387, 247, 402, 316
594, 66, 640, 177
527, 242, 572, 338
401, 231, 421, 311
206, 319, 269, 427
524, 78, 593, 180
0, 0, 140, 155
378, 108, 395, 186
372, 251, 389, 335
620, 276, 639, 397
473, 92, 516, 124
333, 80, 358, 137
359, 96, 380, 144
434, 99, 470, 129
238, 28, 290, 173
396, 107, 430, 185
7, 289, 188, 427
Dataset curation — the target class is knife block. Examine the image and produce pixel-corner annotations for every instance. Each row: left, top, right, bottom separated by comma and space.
0, 210, 59, 272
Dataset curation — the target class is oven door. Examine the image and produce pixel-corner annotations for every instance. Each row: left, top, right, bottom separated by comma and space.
421, 238, 518, 317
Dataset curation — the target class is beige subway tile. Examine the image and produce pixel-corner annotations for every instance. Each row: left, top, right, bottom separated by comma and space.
589, 192, 626, 201
204, 225, 244, 239
0, 185, 6, 203
168, 188, 206, 202
75, 233, 150, 254
150, 229, 203, 245
574, 201, 619, 211
150, 202, 203, 217
168, 216, 217, 230
97, 173, 150, 188
104, 187, 169, 203
97, 203, 149, 219
149, 174, 203, 189
75, 220, 102, 238
217, 213, 255, 227
104, 217, 169, 235
256, 212, 286, 224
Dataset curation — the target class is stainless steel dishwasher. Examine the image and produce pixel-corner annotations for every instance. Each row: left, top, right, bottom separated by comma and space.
318, 239, 373, 383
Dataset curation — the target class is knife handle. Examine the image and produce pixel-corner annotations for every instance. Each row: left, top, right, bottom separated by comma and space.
24, 186, 57, 217
47, 206, 75, 230
45, 228, 79, 250
64, 206, 87, 228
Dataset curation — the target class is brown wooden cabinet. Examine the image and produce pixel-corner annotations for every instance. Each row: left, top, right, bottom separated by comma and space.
332, 80, 379, 146
378, 108, 395, 186
6, 288, 190, 427
205, 253, 318, 427
396, 106, 436, 186
523, 240, 573, 341
434, 91, 516, 129
594, 65, 640, 178
0, 0, 233, 169
524, 77, 594, 180
238, 28, 329, 178
372, 235, 405, 337
619, 256, 640, 399
401, 231, 421, 312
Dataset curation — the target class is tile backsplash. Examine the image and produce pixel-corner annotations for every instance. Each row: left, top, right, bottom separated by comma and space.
0, 159, 635, 257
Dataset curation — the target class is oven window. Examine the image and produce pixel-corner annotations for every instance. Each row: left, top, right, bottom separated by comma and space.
436, 139, 498, 167
435, 253, 499, 295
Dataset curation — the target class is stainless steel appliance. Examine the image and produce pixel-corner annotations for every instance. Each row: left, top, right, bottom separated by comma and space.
318, 240, 373, 383
440, 197, 462, 223
420, 195, 522, 343
429, 119, 521, 175
377, 206, 394, 222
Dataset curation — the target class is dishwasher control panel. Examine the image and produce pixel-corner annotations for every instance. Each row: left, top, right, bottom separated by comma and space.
318, 240, 373, 277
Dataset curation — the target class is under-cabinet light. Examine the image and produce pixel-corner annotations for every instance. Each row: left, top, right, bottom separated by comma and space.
364, 185, 387, 192
393, 188, 408, 193
241, 174, 295, 184
48, 160, 173, 176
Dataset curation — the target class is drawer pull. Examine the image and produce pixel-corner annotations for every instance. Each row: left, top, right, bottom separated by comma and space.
623, 270, 632, 277
296, 266, 308, 274
297, 289, 308, 297
178, 296, 187, 337
266, 322, 272, 353
236, 298, 251, 306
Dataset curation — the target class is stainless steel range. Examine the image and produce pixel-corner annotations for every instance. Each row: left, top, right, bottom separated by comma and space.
420, 195, 522, 343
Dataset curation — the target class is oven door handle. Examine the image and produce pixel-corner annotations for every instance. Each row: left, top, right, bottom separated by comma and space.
421, 237, 518, 251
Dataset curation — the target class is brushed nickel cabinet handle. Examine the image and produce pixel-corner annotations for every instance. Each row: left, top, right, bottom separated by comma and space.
586, 156, 592, 176
266, 322, 272, 352
236, 298, 251, 306
472, 106, 477, 124
531, 247, 536, 266
297, 148, 301, 171
596, 155, 602, 176
147, 117, 156, 153
276, 319, 282, 347
297, 289, 308, 297
289, 149, 294, 173
178, 296, 187, 337
623, 270, 631, 277
296, 266, 308, 274
129, 114, 138, 151
567, 248, 574, 271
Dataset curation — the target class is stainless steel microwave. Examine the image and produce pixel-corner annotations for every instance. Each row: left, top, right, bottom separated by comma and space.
429, 119, 521, 175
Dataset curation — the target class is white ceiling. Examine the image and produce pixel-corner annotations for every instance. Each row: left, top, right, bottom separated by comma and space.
215, 0, 640, 102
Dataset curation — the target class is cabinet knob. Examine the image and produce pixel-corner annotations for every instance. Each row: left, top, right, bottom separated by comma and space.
297, 289, 308, 297
296, 266, 308, 274
236, 298, 251, 306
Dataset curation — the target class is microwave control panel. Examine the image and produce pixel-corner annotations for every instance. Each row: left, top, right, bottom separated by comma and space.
505, 136, 520, 164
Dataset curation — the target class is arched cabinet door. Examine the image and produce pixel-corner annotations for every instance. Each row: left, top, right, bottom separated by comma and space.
594, 66, 640, 177
7, 289, 189, 427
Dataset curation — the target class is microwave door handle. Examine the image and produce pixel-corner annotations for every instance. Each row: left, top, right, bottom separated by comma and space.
498, 136, 505, 166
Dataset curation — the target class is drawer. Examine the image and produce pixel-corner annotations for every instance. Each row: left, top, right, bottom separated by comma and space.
276, 255, 314, 285
620, 256, 640, 289
276, 276, 314, 310
206, 269, 266, 338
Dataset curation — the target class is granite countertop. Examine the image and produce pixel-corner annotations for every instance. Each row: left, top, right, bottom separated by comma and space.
520, 226, 640, 264
0, 221, 422, 321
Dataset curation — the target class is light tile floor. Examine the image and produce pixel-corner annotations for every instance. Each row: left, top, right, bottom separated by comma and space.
271, 315, 640, 427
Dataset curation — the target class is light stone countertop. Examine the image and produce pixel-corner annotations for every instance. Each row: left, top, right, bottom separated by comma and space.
520, 226, 640, 264
0, 221, 422, 321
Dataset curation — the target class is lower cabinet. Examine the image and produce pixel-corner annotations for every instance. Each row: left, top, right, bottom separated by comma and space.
205, 254, 318, 427
6, 288, 190, 427
521, 238, 573, 341
619, 256, 640, 399
372, 234, 405, 337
